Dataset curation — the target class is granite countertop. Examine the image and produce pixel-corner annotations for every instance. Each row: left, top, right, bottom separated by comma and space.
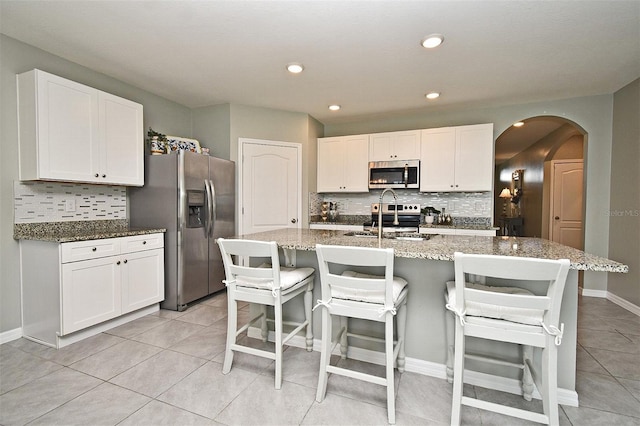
14, 220, 166, 243
233, 228, 628, 273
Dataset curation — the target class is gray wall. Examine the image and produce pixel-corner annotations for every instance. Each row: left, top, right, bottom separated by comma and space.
325, 95, 617, 293
608, 79, 640, 306
0, 35, 193, 334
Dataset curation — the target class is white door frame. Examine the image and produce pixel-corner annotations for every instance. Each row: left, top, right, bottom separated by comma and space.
237, 138, 303, 236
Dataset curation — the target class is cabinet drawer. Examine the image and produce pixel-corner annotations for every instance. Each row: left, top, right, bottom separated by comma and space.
61, 239, 120, 263
121, 233, 164, 253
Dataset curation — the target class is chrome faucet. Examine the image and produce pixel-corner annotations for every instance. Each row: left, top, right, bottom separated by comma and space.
378, 188, 399, 242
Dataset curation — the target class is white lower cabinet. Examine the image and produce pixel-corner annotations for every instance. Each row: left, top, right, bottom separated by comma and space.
21, 233, 164, 348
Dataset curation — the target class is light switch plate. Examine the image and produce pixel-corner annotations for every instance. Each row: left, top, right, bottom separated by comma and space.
65, 199, 76, 212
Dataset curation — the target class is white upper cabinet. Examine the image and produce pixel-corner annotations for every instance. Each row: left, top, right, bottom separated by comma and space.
369, 130, 421, 161
317, 134, 369, 193
17, 69, 144, 186
420, 123, 494, 192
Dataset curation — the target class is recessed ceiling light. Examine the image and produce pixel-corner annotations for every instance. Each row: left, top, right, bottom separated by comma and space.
286, 63, 304, 74
328, 105, 341, 111
421, 34, 444, 49
425, 92, 440, 100
513, 121, 525, 127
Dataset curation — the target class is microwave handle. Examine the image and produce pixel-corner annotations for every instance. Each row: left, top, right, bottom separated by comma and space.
404, 163, 409, 188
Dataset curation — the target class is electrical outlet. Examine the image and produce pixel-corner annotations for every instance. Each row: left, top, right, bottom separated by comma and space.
65, 199, 76, 212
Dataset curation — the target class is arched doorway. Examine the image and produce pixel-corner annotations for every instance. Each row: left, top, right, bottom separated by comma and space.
494, 116, 586, 249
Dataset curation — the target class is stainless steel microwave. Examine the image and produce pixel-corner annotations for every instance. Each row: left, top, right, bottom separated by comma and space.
368, 160, 420, 189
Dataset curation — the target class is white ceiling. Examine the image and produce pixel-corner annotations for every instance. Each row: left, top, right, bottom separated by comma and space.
1, 0, 639, 156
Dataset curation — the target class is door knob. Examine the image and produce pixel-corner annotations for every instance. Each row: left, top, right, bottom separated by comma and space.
555, 216, 560, 220
291, 218, 297, 223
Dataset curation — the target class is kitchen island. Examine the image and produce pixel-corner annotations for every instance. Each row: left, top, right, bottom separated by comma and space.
233, 228, 628, 406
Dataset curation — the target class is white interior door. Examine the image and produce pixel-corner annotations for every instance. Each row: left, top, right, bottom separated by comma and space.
239, 139, 301, 235
550, 160, 584, 249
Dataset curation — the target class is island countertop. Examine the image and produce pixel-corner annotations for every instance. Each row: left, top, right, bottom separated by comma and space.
234, 228, 628, 273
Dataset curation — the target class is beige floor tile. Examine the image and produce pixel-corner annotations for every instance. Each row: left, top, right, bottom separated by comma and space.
29, 382, 150, 425
119, 400, 219, 425
157, 361, 258, 419
0, 344, 64, 393
575, 371, 640, 417
110, 349, 207, 397
69, 339, 162, 380
0, 368, 101, 425
130, 318, 206, 348
216, 374, 316, 425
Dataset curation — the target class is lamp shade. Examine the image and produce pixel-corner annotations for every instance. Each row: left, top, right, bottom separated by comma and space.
499, 188, 512, 198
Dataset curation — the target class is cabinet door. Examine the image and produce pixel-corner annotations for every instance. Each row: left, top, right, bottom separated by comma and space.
369, 131, 420, 161
390, 130, 421, 160
420, 127, 456, 191
121, 248, 164, 313
61, 257, 120, 334
369, 133, 394, 161
99, 92, 144, 186
342, 135, 370, 192
32, 71, 100, 182
317, 137, 346, 192
454, 124, 494, 191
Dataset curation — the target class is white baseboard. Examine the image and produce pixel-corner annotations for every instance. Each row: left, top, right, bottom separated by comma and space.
607, 292, 640, 317
3, 304, 160, 349
0, 327, 23, 345
248, 327, 579, 407
581, 288, 607, 298
580, 289, 640, 317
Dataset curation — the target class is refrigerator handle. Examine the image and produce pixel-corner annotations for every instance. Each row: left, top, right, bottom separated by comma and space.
204, 179, 213, 237
208, 179, 217, 237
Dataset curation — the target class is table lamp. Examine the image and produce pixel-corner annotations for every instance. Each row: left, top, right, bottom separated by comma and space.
499, 187, 512, 216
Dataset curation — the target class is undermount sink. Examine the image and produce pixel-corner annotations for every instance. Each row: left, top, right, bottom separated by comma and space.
344, 231, 431, 241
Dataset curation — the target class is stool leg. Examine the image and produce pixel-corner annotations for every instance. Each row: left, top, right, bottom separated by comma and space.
450, 321, 465, 426
304, 283, 313, 351
316, 308, 332, 402
385, 313, 396, 424
222, 292, 237, 374
274, 300, 283, 390
522, 345, 534, 401
396, 300, 407, 373
542, 343, 560, 426
339, 316, 348, 359
445, 309, 454, 384
260, 304, 268, 342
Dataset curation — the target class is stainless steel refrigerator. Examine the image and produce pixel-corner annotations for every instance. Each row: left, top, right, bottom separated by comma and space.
129, 151, 235, 311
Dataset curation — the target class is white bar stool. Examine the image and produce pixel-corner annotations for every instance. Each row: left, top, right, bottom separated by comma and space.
217, 238, 315, 389
314, 244, 408, 425
445, 252, 570, 425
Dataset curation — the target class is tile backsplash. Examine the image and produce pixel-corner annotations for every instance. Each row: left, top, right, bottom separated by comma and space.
309, 190, 493, 218
14, 181, 126, 223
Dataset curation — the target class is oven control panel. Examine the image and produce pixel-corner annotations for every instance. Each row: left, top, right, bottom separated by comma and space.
371, 203, 421, 215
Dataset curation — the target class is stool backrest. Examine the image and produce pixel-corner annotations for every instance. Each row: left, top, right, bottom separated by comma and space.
453, 252, 570, 327
217, 238, 281, 288
316, 244, 395, 307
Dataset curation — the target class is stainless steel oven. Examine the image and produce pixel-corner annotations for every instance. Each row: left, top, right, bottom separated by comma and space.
368, 159, 419, 189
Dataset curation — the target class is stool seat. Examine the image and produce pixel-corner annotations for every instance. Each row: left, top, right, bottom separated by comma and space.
235, 264, 315, 292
